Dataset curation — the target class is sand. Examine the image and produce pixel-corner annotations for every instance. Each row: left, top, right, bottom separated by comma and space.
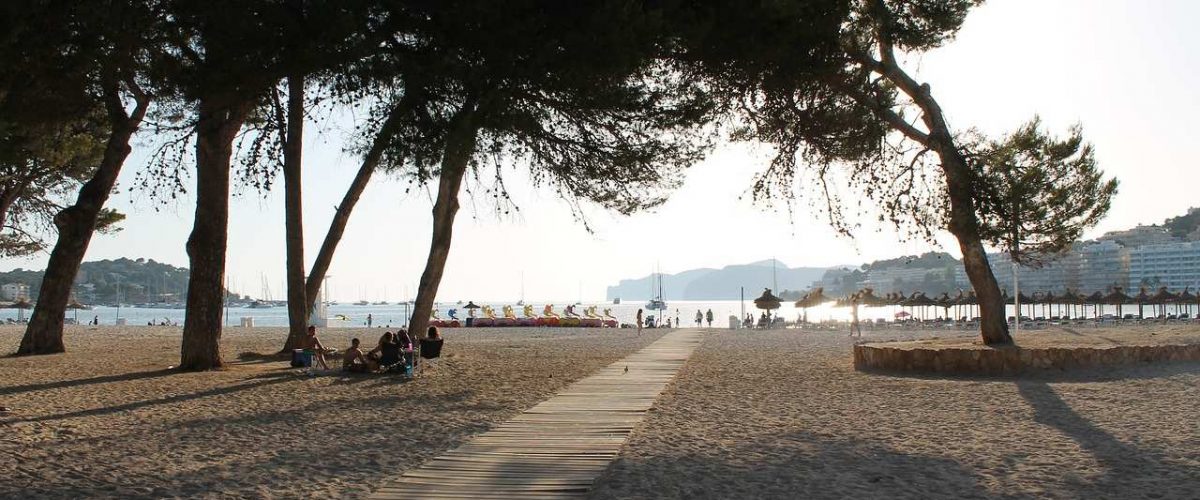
590, 325, 1200, 499
3, 323, 1198, 499
867, 322, 1200, 349
0, 325, 665, 499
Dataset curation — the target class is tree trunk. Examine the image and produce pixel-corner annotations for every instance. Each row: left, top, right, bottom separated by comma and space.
923, 133, 1012, 344
281, 75, 309, 352
18, 82, 149, 355
180, 95, 253, 371
303, 103, 408, 315
866, 24, 1013, 345
408, 107, 479, 340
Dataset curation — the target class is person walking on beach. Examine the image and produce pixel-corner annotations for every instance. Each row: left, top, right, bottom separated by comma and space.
695, 310, 703, 327
636, 308, 644, 335
367, 313, 373, 328
705, 309, 713, 328
849, 292, 863, 338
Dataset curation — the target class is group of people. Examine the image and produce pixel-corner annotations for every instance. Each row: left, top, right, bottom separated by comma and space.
298, 324, 441, 374
634, 308, 716, 332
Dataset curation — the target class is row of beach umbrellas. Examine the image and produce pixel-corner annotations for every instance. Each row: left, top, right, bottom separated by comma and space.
789, 286, 1200, 322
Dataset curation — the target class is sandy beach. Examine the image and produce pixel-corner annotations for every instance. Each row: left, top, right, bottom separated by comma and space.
590, 325, 1200, 499
2, 323, 1198, 499
0, 325, 664, 499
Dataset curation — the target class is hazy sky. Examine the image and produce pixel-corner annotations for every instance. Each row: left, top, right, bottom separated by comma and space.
4, 0, 1199, 302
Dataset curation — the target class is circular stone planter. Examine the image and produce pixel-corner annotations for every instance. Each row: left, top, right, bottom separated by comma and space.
853, 341, 1200, 376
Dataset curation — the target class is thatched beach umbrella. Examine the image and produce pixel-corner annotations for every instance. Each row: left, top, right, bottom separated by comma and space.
1133, 287, 1152, 319
954, 290, 978, 320
794, 287, 830, 323
1083, 291, 1104, 318
1038, 291, 1057, 319
935, 292, 954, 320
1150, 287, 1179, 318
1059, 289, 1083, 319
67, 300, 88, 323
1176, 286, 1195, 316
754, 288, 782, 325
903, 292, 937, 321
858, 288, 889, 308
7, 298, 33, 322
1006, 292, 1033, 320
1102, 287, 1132, 318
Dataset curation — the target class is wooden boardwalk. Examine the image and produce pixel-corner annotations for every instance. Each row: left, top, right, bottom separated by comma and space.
371, 329, 704, 499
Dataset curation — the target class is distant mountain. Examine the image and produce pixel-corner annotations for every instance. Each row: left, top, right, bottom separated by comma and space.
606, 259, 830, 301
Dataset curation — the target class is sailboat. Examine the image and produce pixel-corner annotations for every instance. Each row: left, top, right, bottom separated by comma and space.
645, 268, 667, 312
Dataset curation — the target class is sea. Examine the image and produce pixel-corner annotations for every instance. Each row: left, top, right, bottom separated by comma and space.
2, 299, 1177, 328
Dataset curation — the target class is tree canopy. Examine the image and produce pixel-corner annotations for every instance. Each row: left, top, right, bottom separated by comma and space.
971, 117, 1119, 267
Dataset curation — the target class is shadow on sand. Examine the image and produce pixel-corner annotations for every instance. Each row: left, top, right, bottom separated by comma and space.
0, 368, 177, 397
1014, 380, 1192, 498
589, 431, 991, 499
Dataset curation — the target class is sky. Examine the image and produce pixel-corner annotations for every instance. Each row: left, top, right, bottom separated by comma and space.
4, 0, 1200, 302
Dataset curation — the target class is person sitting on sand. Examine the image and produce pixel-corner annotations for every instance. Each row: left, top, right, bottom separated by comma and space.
367, 331, 402, 371
303, 326, 330, 370
343, 338, 369, 373
396, 328, 415, 367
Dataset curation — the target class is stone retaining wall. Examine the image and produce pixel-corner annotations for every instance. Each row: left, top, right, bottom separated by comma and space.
853, 342, 1200, 376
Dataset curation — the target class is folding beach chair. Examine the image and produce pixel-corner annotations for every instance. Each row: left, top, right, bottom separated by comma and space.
418, 338, 444, 373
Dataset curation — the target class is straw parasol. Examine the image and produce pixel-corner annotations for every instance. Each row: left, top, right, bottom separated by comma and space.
901, 292, 936, 321
1133, 287, 1152, 319
1006, 292, 1033, 320
67, 300, 88, 323
1150, 287, 1179, 318
754, 288, 783, 326
1036, 291, 1057, 319
935, 292, 954, 320
954, 290, 978, 320
794, 287, 830, 324
1059, 289, 1083, 319
7, 298, 33, 322
1083, 291, 1104, 319
1102, 287, 1132, 318
857, 288, 889, 307
1177, 287, 1197, 318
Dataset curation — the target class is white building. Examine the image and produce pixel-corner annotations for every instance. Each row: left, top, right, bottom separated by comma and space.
1, 283, 31, 301
1128, 241, 1200, 292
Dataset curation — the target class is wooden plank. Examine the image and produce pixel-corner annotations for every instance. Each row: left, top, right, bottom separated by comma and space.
369, 329, 703, 500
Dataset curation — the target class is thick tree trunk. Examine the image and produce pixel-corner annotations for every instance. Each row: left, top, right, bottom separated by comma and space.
281, 75, 309, 352
303, 104, 408, 315
918, 122, 1010, 343
864, 16, 1013, 345
18, 83, 148, 355
180, 95, 253, 371
408, 107, 479, 340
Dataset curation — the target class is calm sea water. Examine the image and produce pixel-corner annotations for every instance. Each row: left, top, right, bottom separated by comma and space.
4, 299, 1186, 327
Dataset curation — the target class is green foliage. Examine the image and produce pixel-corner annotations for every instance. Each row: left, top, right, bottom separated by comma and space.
356, 1, 715, 221
1162, 208, 1200, 239
0, 0, 151, 257
0, 114, 110, 257
0, 258, 195, 304
971, 117, 1119, 267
